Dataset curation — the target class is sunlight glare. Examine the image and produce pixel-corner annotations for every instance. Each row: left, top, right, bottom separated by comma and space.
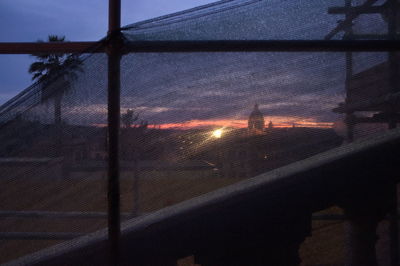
212, 129, 223, 138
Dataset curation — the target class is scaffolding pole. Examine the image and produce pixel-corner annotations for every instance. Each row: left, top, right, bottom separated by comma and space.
344, 0, 354, 143
107, 0, 122, 264
1, 40, 400, 54
388, 1, 399, 265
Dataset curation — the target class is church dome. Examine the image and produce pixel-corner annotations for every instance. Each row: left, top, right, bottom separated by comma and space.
248, 104, 265, 134
249, 104, 264, 120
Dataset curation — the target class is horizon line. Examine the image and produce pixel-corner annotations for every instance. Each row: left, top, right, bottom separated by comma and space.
92, 118, 334, 130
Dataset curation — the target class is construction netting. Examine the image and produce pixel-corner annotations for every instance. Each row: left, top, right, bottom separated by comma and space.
0, 0, 398, 264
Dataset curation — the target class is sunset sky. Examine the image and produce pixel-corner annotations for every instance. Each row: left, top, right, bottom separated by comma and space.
0, 0, 388, 130
154, 118, 333, 130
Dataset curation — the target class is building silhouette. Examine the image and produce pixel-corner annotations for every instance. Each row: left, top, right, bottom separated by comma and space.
248, 104, 265, 135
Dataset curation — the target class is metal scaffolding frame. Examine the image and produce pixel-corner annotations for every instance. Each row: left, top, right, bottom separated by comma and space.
0, 0, 400, 264
327, 0, 399, 265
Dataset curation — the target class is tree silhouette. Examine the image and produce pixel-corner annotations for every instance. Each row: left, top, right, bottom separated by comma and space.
121, 109, 139, 128
29, 35, 83, 157
29, 35, 82, 126
120, 109, 149, 215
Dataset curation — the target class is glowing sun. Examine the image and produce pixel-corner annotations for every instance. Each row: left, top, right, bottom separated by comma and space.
212, 129, 223, 138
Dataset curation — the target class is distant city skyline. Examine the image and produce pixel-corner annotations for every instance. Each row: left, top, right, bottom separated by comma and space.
94, 118, 334, 130
150, 118, 333, 130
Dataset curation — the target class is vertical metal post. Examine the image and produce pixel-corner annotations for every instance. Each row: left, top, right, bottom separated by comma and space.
344, 0, 354, 143
109, 0, 121, 35
388, 0, 399, 97
387, 1, 399, 265
107, 0, 122, 264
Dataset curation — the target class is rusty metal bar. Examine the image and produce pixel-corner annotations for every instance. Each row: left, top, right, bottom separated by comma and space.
107, 37, 121, 266
109, 0, 121, 36
123, 40, 400, 52
388, 2, 399, 265
343, 0, 354, 143
107, 0, 122, 264
0, 42, 103, 54
2, 40, 400, 55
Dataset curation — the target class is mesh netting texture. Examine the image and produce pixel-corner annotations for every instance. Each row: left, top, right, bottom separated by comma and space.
0, 0, 398, 264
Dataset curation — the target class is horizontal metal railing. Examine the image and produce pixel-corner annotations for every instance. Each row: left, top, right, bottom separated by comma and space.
1, 40, 400, 54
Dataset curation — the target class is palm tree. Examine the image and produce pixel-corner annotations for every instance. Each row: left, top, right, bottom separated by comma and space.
29, 35, 82, 156
29, 35, 82, 125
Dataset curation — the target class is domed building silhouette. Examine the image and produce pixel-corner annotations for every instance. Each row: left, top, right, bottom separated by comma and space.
248, 104, 265, 135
